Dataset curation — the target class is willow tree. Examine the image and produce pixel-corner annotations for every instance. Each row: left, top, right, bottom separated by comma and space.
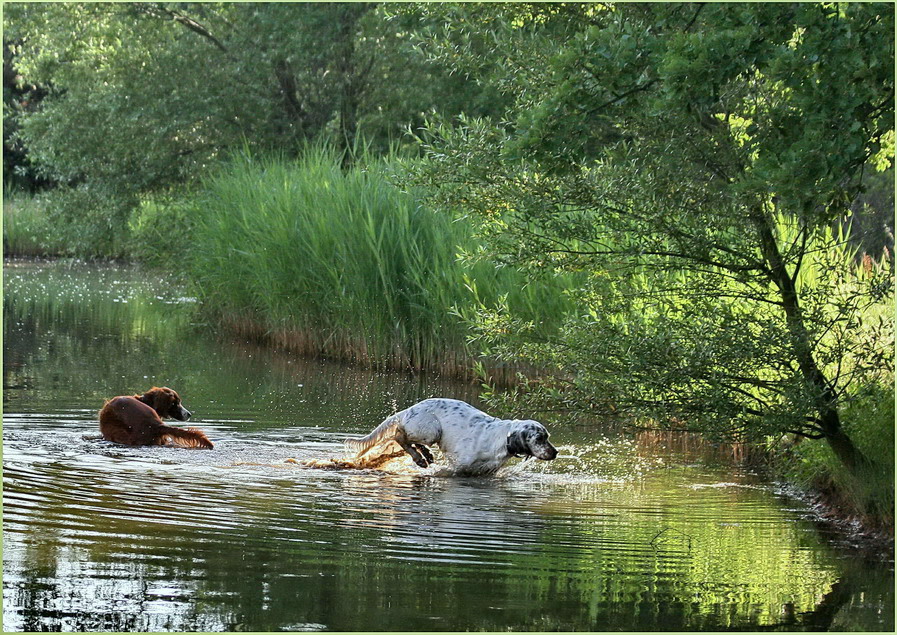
409, 3, 894, 472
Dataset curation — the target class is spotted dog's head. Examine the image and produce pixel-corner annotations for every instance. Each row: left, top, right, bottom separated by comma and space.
139, 386, 192, 421
507, 421, 558, 461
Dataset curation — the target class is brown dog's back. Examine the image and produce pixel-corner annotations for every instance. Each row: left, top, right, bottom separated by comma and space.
99, 390, 213, 449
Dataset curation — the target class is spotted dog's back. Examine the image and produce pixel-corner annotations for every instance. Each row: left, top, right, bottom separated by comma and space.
404, 399, 506, 461
401, 398, 490, 443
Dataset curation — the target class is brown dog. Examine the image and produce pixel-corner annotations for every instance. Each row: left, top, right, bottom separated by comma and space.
99, 387, 213, 449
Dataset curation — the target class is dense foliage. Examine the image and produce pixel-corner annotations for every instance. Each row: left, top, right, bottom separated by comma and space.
3, 2, 507, 251
405, 3, 894, 474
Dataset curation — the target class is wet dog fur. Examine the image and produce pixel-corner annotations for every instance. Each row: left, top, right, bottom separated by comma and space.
347, 398, 557, 475
99, 386, 212, 449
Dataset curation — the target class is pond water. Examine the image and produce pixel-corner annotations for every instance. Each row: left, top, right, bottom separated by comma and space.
3, 260, 893, 632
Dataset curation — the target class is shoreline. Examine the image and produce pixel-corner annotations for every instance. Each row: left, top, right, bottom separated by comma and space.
801, 486, 895, 557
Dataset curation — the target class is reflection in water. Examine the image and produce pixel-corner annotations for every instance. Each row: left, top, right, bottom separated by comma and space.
3, 260, 894, 631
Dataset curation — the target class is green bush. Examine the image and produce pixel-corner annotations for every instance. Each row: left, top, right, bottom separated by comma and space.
4, 185, 134, 259
42, 185, 135, 259
128, 196, 196, 269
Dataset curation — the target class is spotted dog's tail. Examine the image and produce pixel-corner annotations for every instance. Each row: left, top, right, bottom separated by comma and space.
160, 425, 214, 449
346, 414, 401, 457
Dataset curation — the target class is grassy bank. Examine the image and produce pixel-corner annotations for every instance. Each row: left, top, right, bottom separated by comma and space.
780, 379, 895, 535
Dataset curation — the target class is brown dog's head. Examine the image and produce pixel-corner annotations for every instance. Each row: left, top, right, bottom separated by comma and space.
138, 386, 192, 421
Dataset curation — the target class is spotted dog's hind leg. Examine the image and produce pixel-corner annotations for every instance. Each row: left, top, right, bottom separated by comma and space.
414, 444, 435, 465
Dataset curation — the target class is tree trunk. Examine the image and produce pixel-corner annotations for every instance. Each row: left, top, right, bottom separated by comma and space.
820, 408, 869, 472
273, 59, 307, 134
333, 3, 373, 168
750, 205, 870, 473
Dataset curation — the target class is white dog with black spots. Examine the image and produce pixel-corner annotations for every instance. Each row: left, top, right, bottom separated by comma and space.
347, 398, 558, 475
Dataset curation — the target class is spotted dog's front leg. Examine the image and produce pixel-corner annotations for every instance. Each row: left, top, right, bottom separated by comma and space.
414, 444, 434, 465
395, 431, 430, 467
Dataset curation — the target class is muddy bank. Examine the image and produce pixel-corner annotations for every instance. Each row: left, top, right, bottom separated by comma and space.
801, 486, 895, 557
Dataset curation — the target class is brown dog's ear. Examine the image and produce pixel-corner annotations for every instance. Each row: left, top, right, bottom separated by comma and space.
155, 387, 178, 417
136, 387, 160, 406
137, 387, 174, 416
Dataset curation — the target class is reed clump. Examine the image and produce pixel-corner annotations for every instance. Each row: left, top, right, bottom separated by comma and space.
187, 148, 570, 378
2, 190, 66, 257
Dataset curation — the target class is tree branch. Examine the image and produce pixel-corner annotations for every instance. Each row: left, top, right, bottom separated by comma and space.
137, 4, 230, 55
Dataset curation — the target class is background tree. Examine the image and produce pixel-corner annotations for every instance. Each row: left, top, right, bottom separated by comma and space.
2, 2, 506, 250
409, 2, 894, 473
3, 38, 49, 190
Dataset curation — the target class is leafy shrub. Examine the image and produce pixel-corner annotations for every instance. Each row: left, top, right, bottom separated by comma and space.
128, 196, 196, 269
3, 191, 60, 256
785, 379, 895, 529
31, 185, 135, 258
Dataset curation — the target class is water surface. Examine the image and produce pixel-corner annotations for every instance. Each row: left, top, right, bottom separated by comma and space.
3, 260, 893, 631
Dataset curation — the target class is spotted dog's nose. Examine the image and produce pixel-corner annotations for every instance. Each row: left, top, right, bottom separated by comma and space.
538, 444, 558, 461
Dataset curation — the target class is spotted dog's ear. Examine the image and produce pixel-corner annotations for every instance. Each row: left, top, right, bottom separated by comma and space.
507, 428, 530, 457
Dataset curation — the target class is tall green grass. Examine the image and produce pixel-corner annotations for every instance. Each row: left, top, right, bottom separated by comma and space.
187, 148, 571, 376
3, 190, 68, 257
